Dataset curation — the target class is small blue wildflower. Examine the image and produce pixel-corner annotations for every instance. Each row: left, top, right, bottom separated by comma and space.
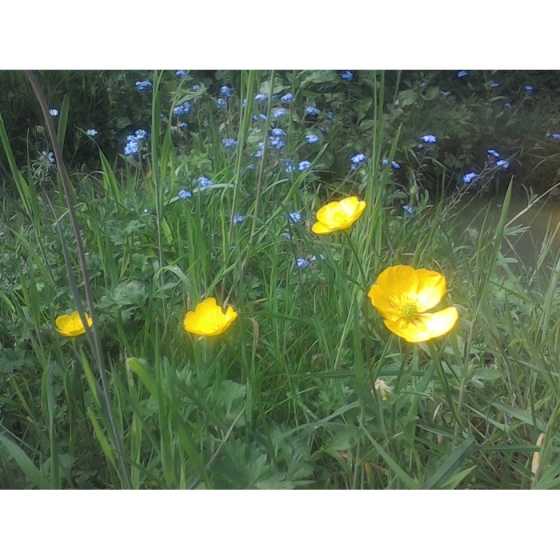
457, 71, 468, 79
49, 108, 59, 117
271, 128, 286, 137
298, 161, 311, 171
487, 149, 500, 158
402, 205, 415, 216
505, 102, 512, 109
341, 71, 354, 81
40, 151, 56, 164
496, 159, 510, 169
253, 142, 265, 158
491, 82, 499, 89
282, 232, 292, 239
252, 114, 268, 121
281, 93, 293, 102
284, 160, 294, 173
124, 138, 138, 156
197, 176, 213, 188
222, 138, 237, 148
178, 122, 188, 129
272, 109, 287, 119
351, 153, 366, 165
419, 81, 426, 88
233, 214, 245, 224
417, 144, 424, 150
135, 129, 148, 140
255, 94, 268, 102
382, 158, 388, 166
217, 98, 227, 109
524, 85, 534, 93
86, 129, 98, 137
182, 102, 192, 114
192, 84, 201, 91
306, 134, 319, 144
420, 135, 437, 144
392, 161, 401, 170
289, 212, 302, 223
305, 107, 319, 117
296, 257, 308, 268
220, 86, 232, 98
173, 105, 186, 116
178, 189, 192, 200
463, 172, 478, 184
135, 80, 153, 91
551, 133, 560, 141
309, 254, 325, 262
176, 70, 186, 78
269, 136, 286, 150
326, 111, 334, 120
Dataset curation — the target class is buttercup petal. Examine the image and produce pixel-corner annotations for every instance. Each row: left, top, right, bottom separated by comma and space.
384, 307, 459, 343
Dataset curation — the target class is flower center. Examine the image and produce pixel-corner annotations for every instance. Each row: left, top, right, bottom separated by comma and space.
399, 301, 419, 321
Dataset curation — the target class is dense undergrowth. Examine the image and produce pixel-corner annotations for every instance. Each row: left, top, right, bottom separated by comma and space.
1, 70, 560, 489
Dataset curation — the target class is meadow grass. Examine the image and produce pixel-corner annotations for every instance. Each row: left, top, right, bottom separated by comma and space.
1, 70, 560, 489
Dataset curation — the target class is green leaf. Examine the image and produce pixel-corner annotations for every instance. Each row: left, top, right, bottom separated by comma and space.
0, 435, 50, 489
422, 435, 476, 489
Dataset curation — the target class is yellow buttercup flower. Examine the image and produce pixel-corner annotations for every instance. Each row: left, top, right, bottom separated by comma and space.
55, 311, 93, 337
312, 196, 366, 234
368, 265, 459, 343
184, 297, 238, 337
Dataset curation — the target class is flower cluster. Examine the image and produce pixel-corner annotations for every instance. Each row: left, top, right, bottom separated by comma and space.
124, 129, 148, 156
135, 80, 152, 91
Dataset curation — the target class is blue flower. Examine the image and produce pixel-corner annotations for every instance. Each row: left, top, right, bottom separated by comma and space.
252, 114, 268, 121
281, 93, 293, 102
420, 135, 437, 144
351, 153, 366, 165
491, 82, 499, 89
253, 142, 265, 158
282, 232, 292, 239
457, 71, 468, 79
217, 98, 227, 109
289, 211, 302, 223
505, 102, 512, 109
341, 71, 354, 81
487, 149, 500, 158
402, 205, 415, 216
551, 133, 560, 141
40, 151, 56, 164
284, 159, 295, 173
173, 105, 186, 116
233, 214, 245, 224
305, 134, 319, 144
222, 138, 237, 148
197, 176, 213, 188
178, 122, 188, 129
305, 107, 319, 117
271, 128, 286, 137
135, 80, 153, 91
49, 108, 59, 117
524, 85, 534, 93
178, 189, 192, 199
176, 70, 186, 78
220, 86, 232, 98
86, 129, 98, 137
463, 172, 478, 184
381, 159, 400, 169
296, 257, 308, 268
272, 109, 287, 119
496, 159, 510, 169
326, 111, 335, 120
124, 138, 138, 156
269, 136, 285, 150
255, 94, 268, 102
309, 254, 325, 262
298, 160, 311, 171
135, 129, 148, 140
419, 81, 426, 88
192, 84, 201, 91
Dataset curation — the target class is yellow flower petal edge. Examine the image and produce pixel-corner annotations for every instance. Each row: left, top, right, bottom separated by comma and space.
184, 297, 238, 337
368, 265, 458, 343
312, 196, 366, 235
55, 311, 93, 337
